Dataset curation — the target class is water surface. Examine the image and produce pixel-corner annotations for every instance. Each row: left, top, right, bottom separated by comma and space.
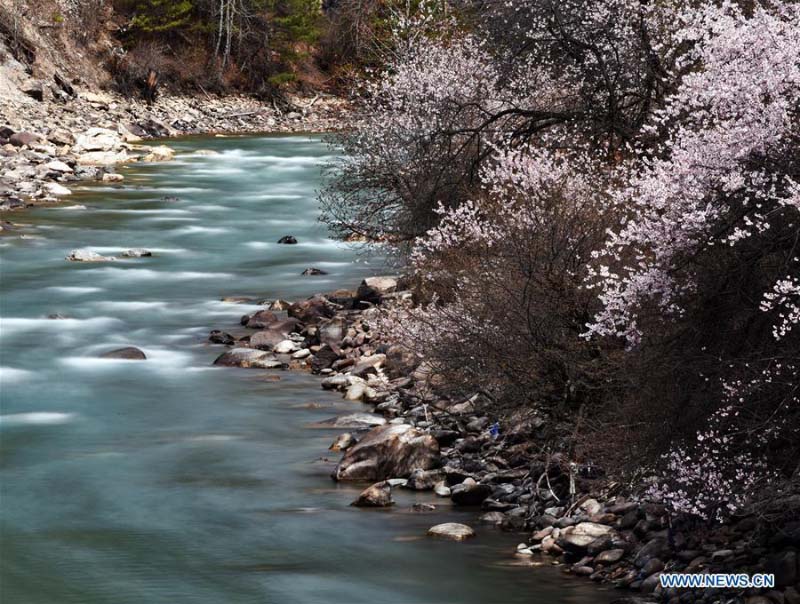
0, 135, 613, 604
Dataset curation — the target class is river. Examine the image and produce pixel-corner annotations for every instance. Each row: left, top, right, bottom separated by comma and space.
0, 134, 613, 604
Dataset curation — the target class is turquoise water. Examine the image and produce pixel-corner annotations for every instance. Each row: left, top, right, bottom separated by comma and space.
0, 135, 612, 604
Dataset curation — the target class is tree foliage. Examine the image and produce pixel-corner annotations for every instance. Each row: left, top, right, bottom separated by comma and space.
322, 0, 800, 522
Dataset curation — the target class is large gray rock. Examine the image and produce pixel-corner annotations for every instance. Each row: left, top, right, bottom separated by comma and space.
333, 423, 440, 481
427, 523, 475, 541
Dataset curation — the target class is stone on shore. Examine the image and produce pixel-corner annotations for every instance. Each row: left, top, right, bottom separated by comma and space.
209, 330, 236, 345
213, 348, 286, 369
356, 275, 399, 304
100, 347, 147, 360
244, 310, 279, 329
75, 128, 122, 153
333, 423, 440, 481
405, 468, 445, 491
44, 183, 71, 196
44, 160, 72, 173
329, 433, 356, 451
318, 413, 387, 429
450, 479, 493, 506
558, 522, 617, 552
351, 482, 394, 507
427, 523, 475, 541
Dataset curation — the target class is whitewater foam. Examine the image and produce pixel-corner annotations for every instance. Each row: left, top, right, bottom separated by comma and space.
0, 412, 76, 426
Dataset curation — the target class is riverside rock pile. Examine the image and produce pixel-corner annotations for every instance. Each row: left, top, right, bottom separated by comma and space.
0, 89, 350, 210
209, 275, 800, 604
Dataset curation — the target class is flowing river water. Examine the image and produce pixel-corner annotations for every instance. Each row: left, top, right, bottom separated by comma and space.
0, 135, 613, 604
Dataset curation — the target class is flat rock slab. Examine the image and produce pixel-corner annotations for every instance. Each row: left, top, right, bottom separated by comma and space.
315, 413, 387, 429
427, 523, 476, 541
213, 347, 285, 369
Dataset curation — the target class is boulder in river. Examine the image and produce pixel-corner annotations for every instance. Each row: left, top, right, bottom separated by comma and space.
301, 267, 328, 276
351, 482, 394, 507
277, 235, 297, 244
427, 523, 476, 541
333, 423, 440, 481
66, 249, 116, 262
213, 348, 286, 369
100, 347, 147, 360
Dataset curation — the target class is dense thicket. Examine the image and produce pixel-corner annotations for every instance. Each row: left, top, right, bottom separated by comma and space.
321, 0, 800, 523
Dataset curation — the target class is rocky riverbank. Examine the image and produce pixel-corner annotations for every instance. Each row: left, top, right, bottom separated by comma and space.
208, 276, 800, 604
0, 89, 349, 211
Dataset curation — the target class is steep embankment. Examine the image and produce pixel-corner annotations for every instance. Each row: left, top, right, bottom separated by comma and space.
0, 0, 348, 211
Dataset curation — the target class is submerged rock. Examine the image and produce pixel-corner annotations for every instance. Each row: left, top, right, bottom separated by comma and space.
121, 248, 152, 257
100, 347, 147, 360
427, 523, 475, 541
301, 267, 328, 276
333, 423, 440, 481
277, 235, 297, 244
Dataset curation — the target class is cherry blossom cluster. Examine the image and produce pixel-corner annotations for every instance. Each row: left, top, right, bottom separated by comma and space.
586, 1, 800, 346
645, 413, 773, 522
761, 277, 800, 342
